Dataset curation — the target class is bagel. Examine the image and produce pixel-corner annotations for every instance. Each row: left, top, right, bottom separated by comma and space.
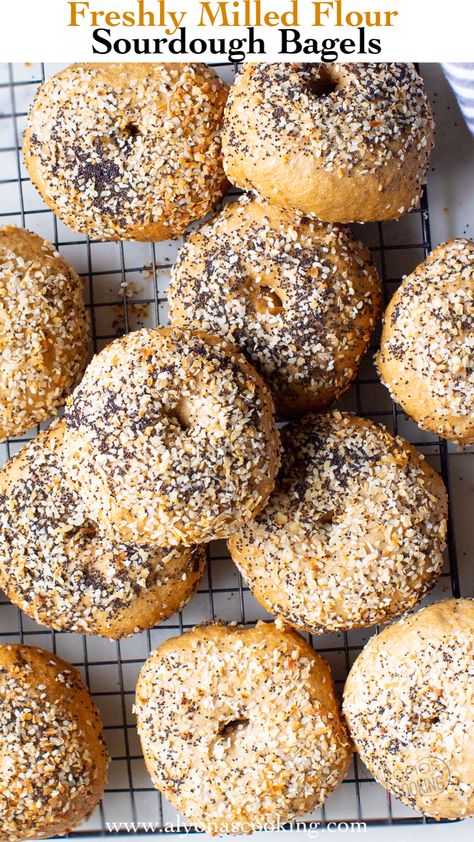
343, 599, 474, 820
64, 327, 280, 546
229, 411, 448, 633
377, 239, 474, 446
222, 63, 434, 222
0, 644, 108, 840
23, 63, 228, 241
169, 195, 381, 418
0, 420, 205, 639
135, 621, 352, 834
0, 226, 88, 441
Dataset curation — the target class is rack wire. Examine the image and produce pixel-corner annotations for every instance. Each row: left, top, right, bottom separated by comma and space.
0, 62, 466, 837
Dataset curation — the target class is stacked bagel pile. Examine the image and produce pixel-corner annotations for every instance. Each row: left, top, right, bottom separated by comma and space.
0, 62, 472, 840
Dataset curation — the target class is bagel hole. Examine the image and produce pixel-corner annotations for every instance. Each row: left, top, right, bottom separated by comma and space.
256, 286, 283, 316
67, 521, 98, 542
64, 521, 99, 561
308, 67, 339, 98
123, 122, 141, 142
169, 399, 193, 432
219, 718, 249, 738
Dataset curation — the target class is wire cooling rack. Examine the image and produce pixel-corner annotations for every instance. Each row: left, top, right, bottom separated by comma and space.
0, 62, 466, 837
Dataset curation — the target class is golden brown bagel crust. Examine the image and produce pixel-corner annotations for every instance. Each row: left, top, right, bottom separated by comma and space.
23, 63, 228, 241
169, 195, 381, 418
229, 412, 448, 633
0, 226, 88, 441
377, 239, 474, 446
343, 599, 474, 821
0, 420, 205, 639
135, 621, 352, 834
0, 644, 108, 840
222, 63, 434, 223
64, 327, 280, 547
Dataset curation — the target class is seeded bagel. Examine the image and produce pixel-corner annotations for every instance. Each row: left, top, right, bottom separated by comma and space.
377, 239, 474, 446
23, 63, 228, 241
229, 412, 448, 633
169, 195, 381, 418
135, 621, 352, 834
0, 226, 88, 441
343, 599, 474, 820
64, 327, 280, 546
222, 63, 434, 222
0, 644, 108, 840
0, 420, 206, 639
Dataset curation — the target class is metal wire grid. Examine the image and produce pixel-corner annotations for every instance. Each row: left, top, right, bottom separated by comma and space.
0, 62, 465, 836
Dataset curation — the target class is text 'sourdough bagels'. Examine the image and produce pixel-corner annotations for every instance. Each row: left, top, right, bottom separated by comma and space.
23, 63, 228, 241
0, 644, 108, 841
64, 327, 280, 547
377, 239, 474, 446
222, 63, 434, 222
0, 226, 88, 441
343, 599, 474, 820
135, 621, 352, 834
229, 412, 448, 633
169, 195, 381, 418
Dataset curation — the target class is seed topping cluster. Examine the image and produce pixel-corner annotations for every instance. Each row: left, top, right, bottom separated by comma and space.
229, 412, 448, 632
135, 622, 352, 833
0, 420, 204, 638
0, 226, 87, 441
0, 645, 107, 840
24, 63, 228, 239
224, 62, 433, 177
170, 195, 381, 415
343, 599, 474, 819
377, 239, 474, 440
65, 328, 279, 546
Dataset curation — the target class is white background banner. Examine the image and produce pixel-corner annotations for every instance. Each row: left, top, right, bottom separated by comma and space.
1, 0, 473, 62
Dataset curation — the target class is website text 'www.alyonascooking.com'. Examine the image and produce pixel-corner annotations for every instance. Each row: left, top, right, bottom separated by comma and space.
106, 819, 368, 836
